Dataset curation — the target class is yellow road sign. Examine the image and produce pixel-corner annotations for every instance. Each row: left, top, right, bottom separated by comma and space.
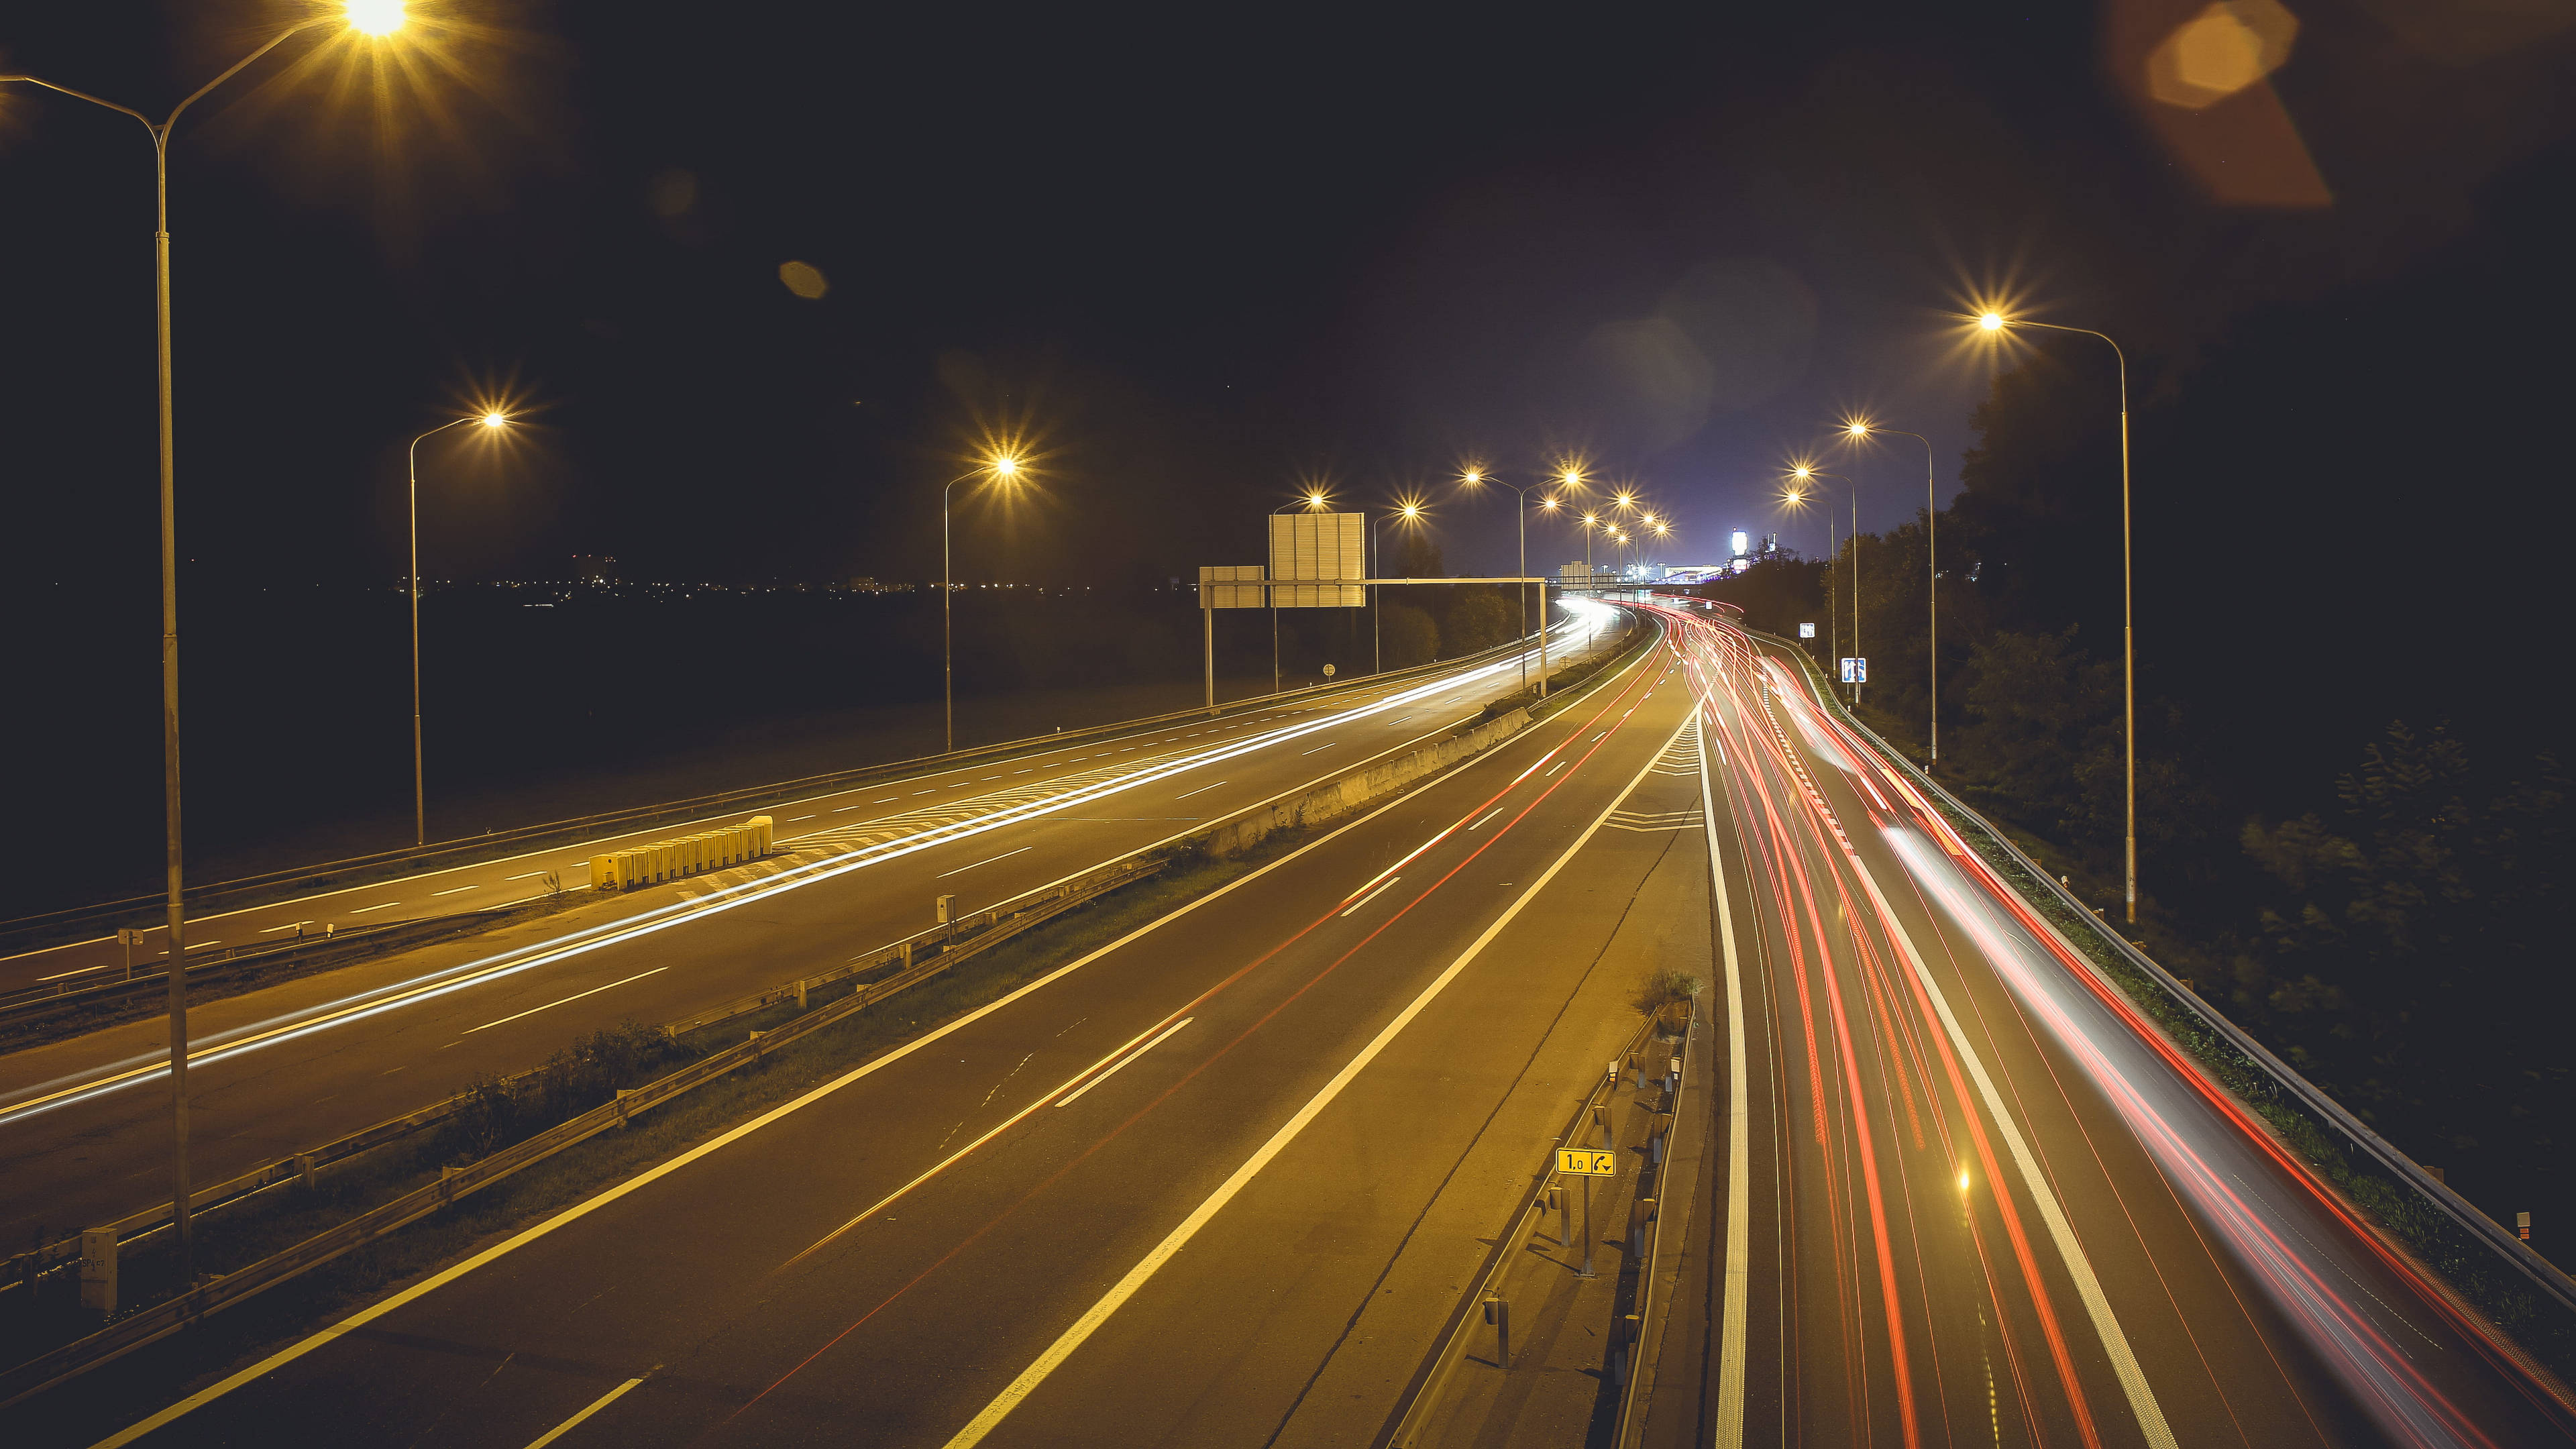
1558, 1148, 1615, 1177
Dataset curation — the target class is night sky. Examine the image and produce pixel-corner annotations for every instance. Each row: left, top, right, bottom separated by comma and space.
4, 0, 2561, 592
3, 0, 2573, 837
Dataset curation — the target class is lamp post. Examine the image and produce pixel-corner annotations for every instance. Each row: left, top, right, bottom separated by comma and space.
1369, 500, 1425, 675
4, 0, 409, 1283
1980, 309, 2139, 924
1792, 466, 1858, 703
1269, 492, 1328, 696
943, 451, 1023, 752
407, 411, 510, 847
1844, 421, 1941, 767
1458, 468, 1564, 696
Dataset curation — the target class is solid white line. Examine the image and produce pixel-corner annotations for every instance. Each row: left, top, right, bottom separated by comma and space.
75, 679, 1592, 1449
936, 847, 1032, 879
937, 710, 1688, 1449
521, 1378, 644, 1448
1173, 780, 1227, 801
1697, 707, 1754, 1447
464, 967, 669, 1036
1056, 1018, 1193, 1106
1338, 875, 1402, 918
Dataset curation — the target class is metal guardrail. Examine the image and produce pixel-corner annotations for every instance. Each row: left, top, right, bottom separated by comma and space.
0, 906, 533, 1026
0, 629, 1644, 1395
0, 853, 1158, 1302
1744, 628, 2576, 1354
1613, 1002, 1700, 1448
0, 849, 1163, 1409
1, 633, 1548, 956
1385, 1016, 1660, 1447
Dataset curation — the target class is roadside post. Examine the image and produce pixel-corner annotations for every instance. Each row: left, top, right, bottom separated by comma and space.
117, 928, 140, 982
1483, 1293, 1511, 1371
1559, 1146, 1613, 1278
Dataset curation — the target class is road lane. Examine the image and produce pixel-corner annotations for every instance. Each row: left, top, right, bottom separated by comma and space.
0, 637, 1597, 997
0, 625, 1616, 1249
64, 625, 1691, 1449
1651, 599, 2571, 1448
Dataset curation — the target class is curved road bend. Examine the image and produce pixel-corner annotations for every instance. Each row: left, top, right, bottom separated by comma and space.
54, 625, 1705, 1449
0, 622, 1613, 1250
1640, 600, 2571, 1449
0, 621, 1615, 997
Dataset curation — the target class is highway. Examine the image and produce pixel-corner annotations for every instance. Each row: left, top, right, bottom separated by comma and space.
22, 596, 2575, 1449
59, 613, 1705, 1448
1638, 599, 2573, 1448
0, 620, 1622, 1251
0, 629, 1610, 998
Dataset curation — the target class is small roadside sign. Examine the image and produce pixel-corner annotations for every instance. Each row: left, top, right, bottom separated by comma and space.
1558, 1148, 1615, 1177
1323, 663, 1336, 678
1839, 657, 1868, 684
1798, 622, 1816, 639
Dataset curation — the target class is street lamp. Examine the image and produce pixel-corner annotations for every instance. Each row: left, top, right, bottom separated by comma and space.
943, 449, 1025, 751
407, 410, 509, 847
1371, 500, 1425, 675
1844, 418, 1941, 767
3, 0, 414, 1283
1270, 491, 1330, 695
1457, 466, 1561, 696
1792, 464, 1862, 704
1980, 309, 2140, 924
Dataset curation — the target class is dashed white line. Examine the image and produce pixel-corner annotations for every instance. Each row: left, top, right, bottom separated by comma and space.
347, 901, 400, 914
1300, 743, 1336, 755
1466, 808, 1505, 830
503, 871, 551, 882
1173, 781, 1227, 801
1339, 875, 1403, 917
465, 967, 669, 1036
431, 885, 480, 896
1057, 1019, 1193, 1106
936, 846, 1034, 879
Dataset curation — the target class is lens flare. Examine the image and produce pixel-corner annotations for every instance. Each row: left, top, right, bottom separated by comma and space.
344, 0, 406, 36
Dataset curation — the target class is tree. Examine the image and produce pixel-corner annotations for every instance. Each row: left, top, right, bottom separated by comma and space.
1381, 602, 1438, 667
1445, 588, 1516, 654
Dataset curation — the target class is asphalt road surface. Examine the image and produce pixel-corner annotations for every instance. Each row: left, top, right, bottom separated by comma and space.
65, 616, 1705, 1447
1638, 599, 2572, 1449
0, 616, 1625, 1249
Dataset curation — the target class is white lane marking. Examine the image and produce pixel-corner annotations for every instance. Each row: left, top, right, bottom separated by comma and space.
873, 798, 899, 804
1338, 876, 1403, 918
11, 641, 1597, 1128
938, 710, 1688, 1449
464, 968, 669, 1036
1465, 808, 1504, 831
504, 871, 551, 882
1592, 731, 1609, 742
1845, 805, 2179, 1448
1697, 708, 1755, 1447
521, 1377, 645, 1449
431, 885, 480, 896
185, 942, 222, 951
1173, 781, 1227, 801
258, 922, 304, 934
36, 965, 114, 981
75, 724, 1511, 1449
1546, 760, 1568, 776
784, 814, 817, 822
1300, 743, 1336, 755
936, 847, 1033, 879
346, 901, 400, 914
1056, 1019, 1193, 1107
913, 790, 936, 796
